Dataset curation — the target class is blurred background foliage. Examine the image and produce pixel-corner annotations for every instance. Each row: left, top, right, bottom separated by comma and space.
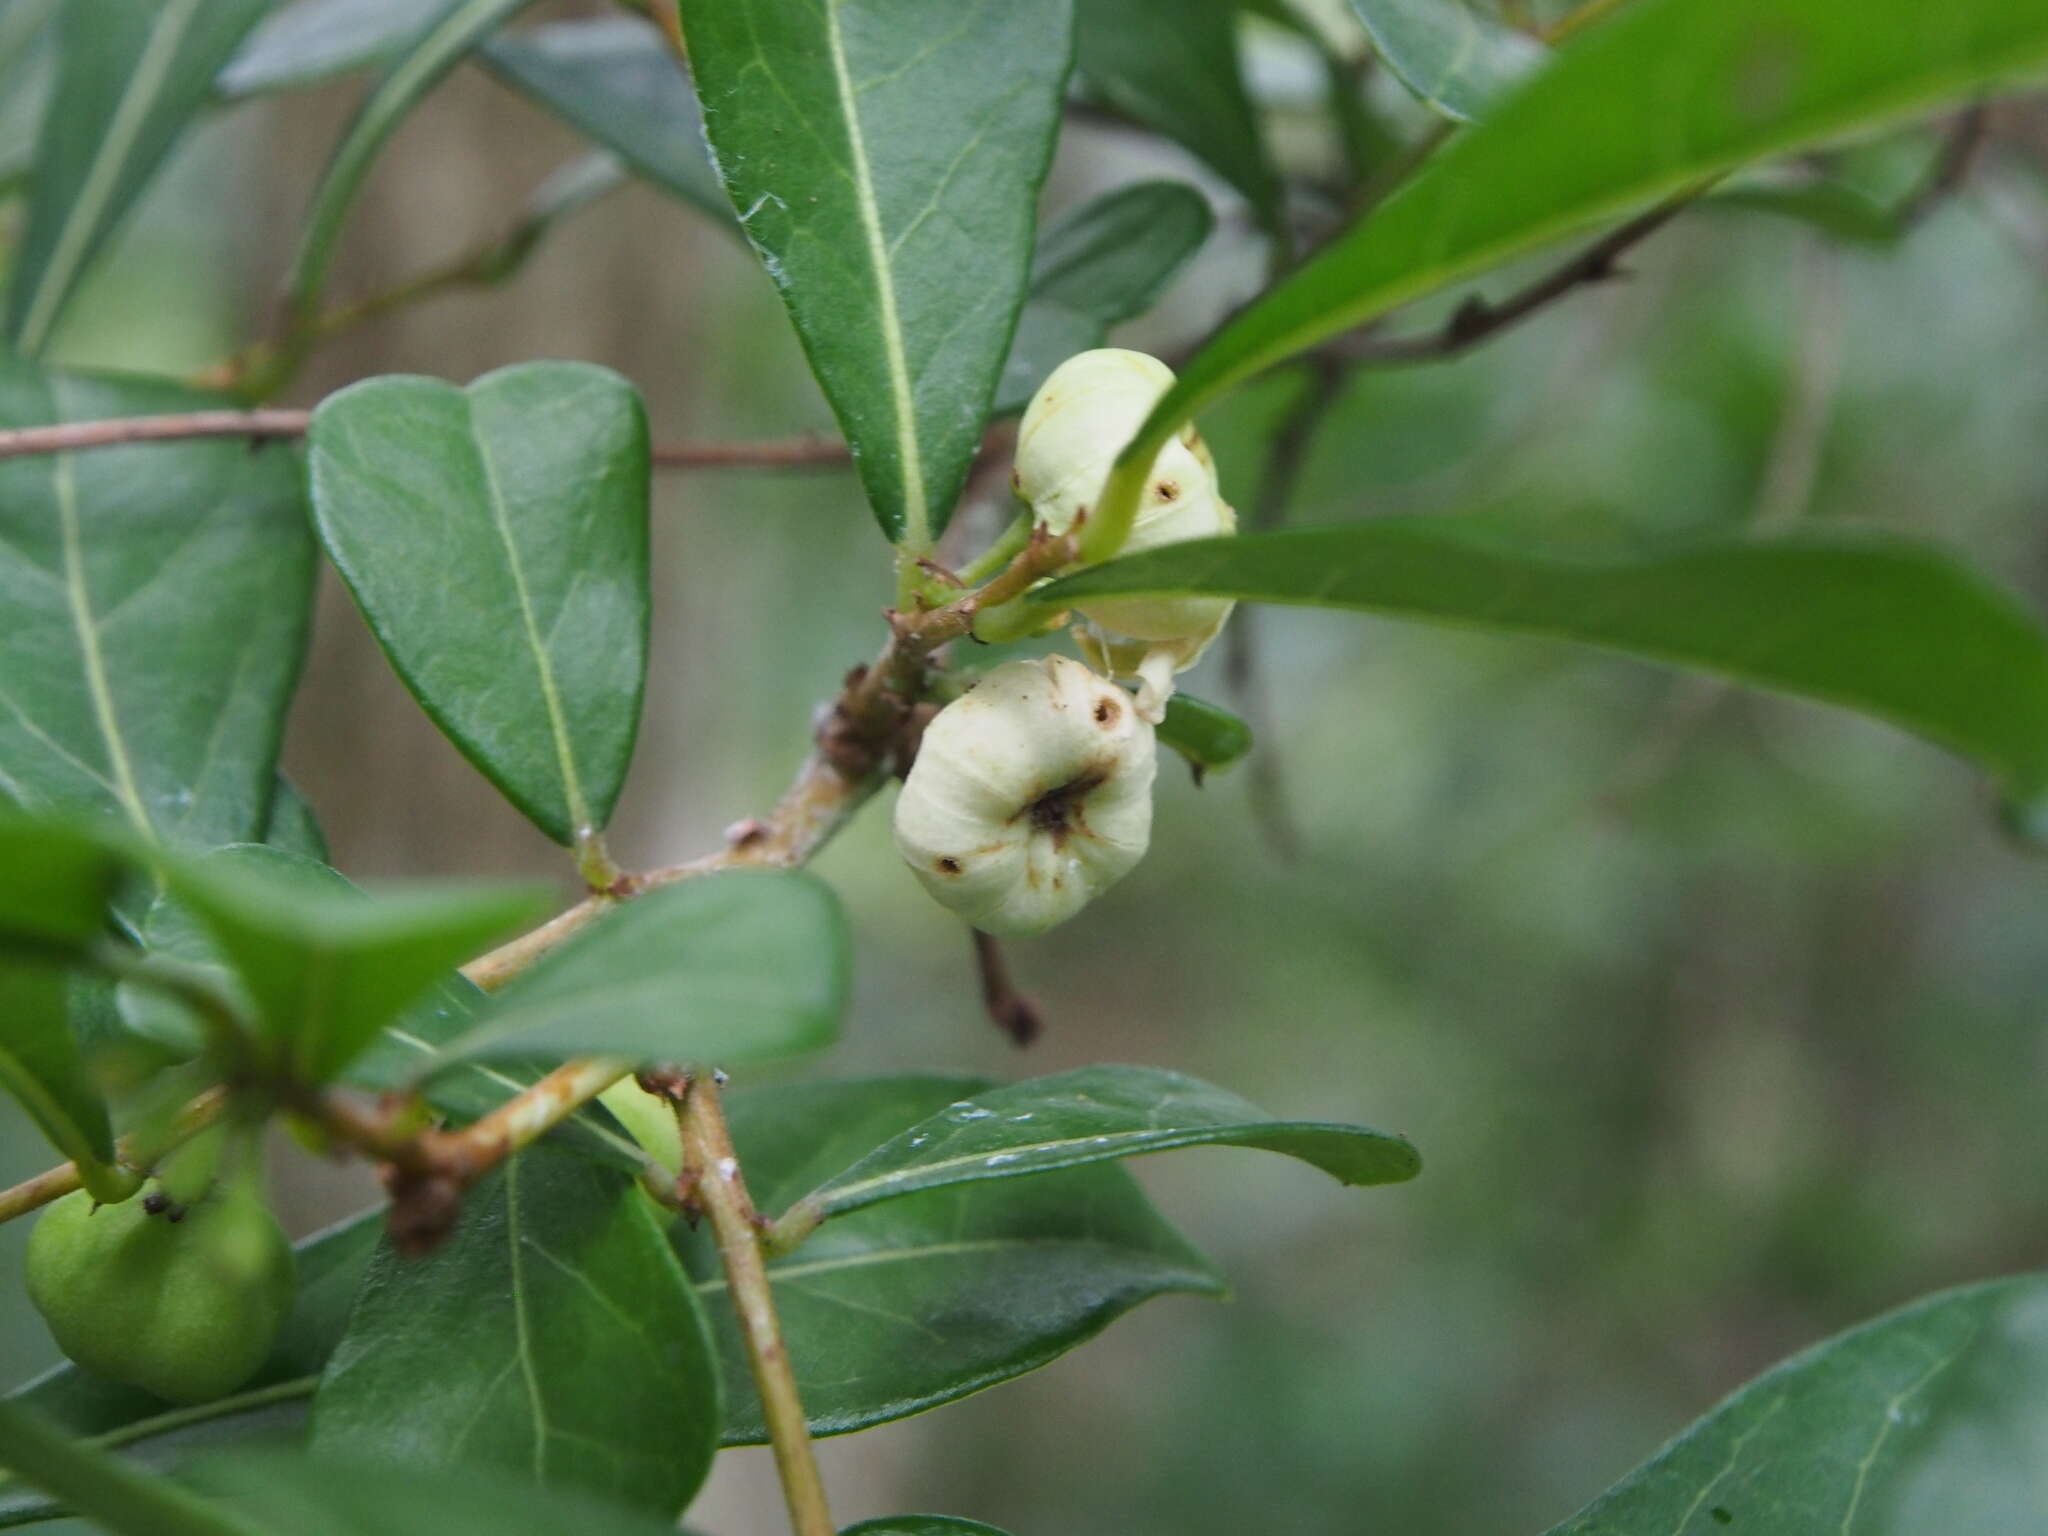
4, 1, 2048, 1531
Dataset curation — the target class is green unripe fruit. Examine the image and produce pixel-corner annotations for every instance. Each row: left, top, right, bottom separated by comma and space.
26, 1185, 296, 1404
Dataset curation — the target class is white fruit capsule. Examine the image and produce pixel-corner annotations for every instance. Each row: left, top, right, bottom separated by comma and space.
894, 656, 1156, 938
1014, 349, 1236, 721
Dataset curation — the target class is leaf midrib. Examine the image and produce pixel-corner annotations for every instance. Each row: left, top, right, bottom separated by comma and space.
55, 441, 151, 837
14, 0, 205, 355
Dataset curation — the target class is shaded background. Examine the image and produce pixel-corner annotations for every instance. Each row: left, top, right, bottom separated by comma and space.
6, 2, 2048, 1531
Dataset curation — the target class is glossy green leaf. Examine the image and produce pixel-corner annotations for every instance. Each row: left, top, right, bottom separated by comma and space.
188, 1450, 696, 1536
168, 852, 549, 1084
0, 363, 314, 848
278, 0, 539, 335
1038, 522, 2048, 811
1158, 692, 1253, 776
1075, 0, 1281, 229
680, 0, 1073, 547
307, 362, 651, 845
0, 1208, 381, 1529
420, 872, 850, 1072
0, 968, 115, 1180
785, 1065, 1419, 1226
843, 1521, 1011, 1536
4, 0, 271, 354
1548, 1274, 2048, 1535
1347, 0, 1545, 121
1088, 0, 2048, 559
995, 180, 1215, 415
215, 0, 429, 98
679, 1077, 1224, 1443
313, 1149, 722, 1518
479, 19, 730, 225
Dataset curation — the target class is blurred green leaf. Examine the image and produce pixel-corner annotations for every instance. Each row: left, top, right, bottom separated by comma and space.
260, 779, 327, 865
843, 1522, 1011, 1536
1039, 522, 2048, 811
313, 1149, 722, 1519
680, 1077, 1224, 1443
0, 817, 127, 950
0, 363, 314, 849
1158, 692, 1254, 775
306, 362, 651, 845
0, 1401, 250, 1536
421, 873, 850, 1072
169, 853, 548, 1085
680, 0, 1073, 546
0, 969, 115, 1183
1091, 0, 2048, 557
278, 0, 539, 340
479, 19, 731, 227
996, 180, 1215, 414
215, 0, 429, 98
1076, 0, 1282, 230
1346, 0, 1545, 121
785, 1065, 1419, 1225
0, 0, 58, 194
4, 0, 271, 354
188, 1449, 697, 1536
1548, 1274, 2048, 1535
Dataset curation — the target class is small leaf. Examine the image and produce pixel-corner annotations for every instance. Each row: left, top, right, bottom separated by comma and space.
995, 180, 1214, 415
307, 362, 651, 845
168, 853, 549, 1085
278, 0, 540, 333
215, 0, 433, 99
1346, 0, 1546, 122
4, 0, 272, 354
0, 362, 315, 849
479, 19, 731, 226
1075, 0, 1283, 229
187, 1449, 697, 1536
1037, 522, 2048, 810
1089, 0, 2048, 556
680, 0, 1074, 546
1158, 692, 1253, 776
420, 873, 850, 1072
843, 1521, 1012, 1536
678, 1077, 1224, 1443
0, 968, 116, 1182
313, 1149, 722, 1519
788, 1065, 1418, 1224
1546, 1274, 2048, 1535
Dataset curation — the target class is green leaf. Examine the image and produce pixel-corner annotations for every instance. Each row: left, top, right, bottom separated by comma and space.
0, 0, 58, 195
278, 0, 539, 336
187, 1449, 696, 1536
419, 872, 850, 1072
1038, 521, 2048, 813
1158, 692, 1253, 776
679, 1077, 1223, 1443
843, 1522, 1011, 1536
995, 180, 1214, 415
4, 0, 272, 355
479, 19, 730, 226
168, 852, 549, 1084
784, 1065, 1418, 1226
0, 1401, 252, 1536
0, 1208, 381, 1528
306, 362, 651, 845
1346, 0, 1545, 121
215, 0, 431, 99
1087, 0, 2048, 559
0, 816, 128, 950
1547, 1274, 2048, 1535
0, 968, 116, 1180
679, 0, 1074, 547
313, 1149, 722, 1519
0, 363, 314, 848
261, 779, 328, 864
1075, 0, 1281, 229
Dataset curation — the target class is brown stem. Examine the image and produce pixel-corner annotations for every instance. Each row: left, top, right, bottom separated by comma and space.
0, 1089, 226, 1225
668, 1075, 834, 1536
971, 929, 1044, 1047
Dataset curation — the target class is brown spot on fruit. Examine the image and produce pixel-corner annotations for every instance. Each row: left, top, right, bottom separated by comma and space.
936, 856, 962, 875
1093, 696, 1119, 726
1153, 480, 1179, 503
1019, 766, 1109, 846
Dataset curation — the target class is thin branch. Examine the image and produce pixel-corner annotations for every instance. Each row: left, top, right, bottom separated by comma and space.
1329, 193, 1695, 366
0, 1090, 224, 1226
1542, 0, 1636, 43
971, 929, 1044, 1047
665, 1074, 835, 1536
0, 412, 852, 470
1895, 103, 1991, 229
